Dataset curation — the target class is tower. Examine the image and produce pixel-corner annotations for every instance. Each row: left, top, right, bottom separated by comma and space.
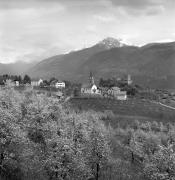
127, 74, 132, 85
89, 72, 95, 85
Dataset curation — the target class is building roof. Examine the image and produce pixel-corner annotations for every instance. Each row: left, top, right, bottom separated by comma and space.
82, 83, 97, 89
117, 91, 127, 95
82, 84, 92, 89
112, 87, 120, 91
50, 80, 64, 84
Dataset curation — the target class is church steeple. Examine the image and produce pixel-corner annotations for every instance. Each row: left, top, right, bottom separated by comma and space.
89, 72, 95, 85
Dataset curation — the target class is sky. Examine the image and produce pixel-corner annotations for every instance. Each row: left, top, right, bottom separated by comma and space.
0, 0, 175, 63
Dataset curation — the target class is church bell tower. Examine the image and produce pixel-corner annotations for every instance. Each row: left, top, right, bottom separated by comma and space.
89, 72, 95, 85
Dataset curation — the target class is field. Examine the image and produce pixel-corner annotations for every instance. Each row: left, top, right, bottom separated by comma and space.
69, 98, 175, 127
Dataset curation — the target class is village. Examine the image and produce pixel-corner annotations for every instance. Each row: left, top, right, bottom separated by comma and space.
1, 73, 175, 106
0, 73, 133, 100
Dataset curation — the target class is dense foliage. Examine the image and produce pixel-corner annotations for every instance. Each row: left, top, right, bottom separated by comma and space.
0, 88, 111, 180
0, 75, 22, 85
0, 88, 175, 180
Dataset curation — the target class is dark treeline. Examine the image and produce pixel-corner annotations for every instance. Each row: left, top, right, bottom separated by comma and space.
0, 74, 31, 85
99, 77, 140, 96
0, 74, 22, 85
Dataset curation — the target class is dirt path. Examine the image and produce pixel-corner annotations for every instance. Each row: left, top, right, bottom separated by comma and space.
158, 102, 175, 110
152, 101, 175, 110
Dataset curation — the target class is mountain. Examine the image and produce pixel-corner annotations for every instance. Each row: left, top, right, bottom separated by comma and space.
0, 61, 36, 75
27, 37, 125, 80
97, 37, 126, 49
26, 38, 175, 89
79, 42, 175, 89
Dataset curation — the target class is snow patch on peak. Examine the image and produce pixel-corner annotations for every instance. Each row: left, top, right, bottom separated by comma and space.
98, 37, 126, 49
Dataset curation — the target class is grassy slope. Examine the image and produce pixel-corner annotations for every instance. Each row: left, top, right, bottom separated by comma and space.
69, 98, 175, 128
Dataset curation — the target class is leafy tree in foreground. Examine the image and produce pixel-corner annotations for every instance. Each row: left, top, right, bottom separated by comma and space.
144, 143, 175, 180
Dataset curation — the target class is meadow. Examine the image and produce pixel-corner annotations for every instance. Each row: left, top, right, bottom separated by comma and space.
69, 98, 175, 127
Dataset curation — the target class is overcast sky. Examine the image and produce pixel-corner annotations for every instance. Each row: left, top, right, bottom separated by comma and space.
0, 0, 175, 63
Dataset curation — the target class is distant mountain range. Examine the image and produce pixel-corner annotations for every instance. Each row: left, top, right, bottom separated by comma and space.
0, 61, 36, 75
1, 37, 175, 89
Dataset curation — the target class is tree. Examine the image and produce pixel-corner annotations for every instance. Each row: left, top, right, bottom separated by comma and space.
18, 75, 22, 84
87, 126, 111, 180
23, 75, 31, 84
144, 143, 175, 180
74, 88, 80, 97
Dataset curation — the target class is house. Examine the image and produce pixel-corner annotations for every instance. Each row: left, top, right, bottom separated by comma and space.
31, 79, 43, 86
100, 86, 127, 100
50, 80, 65, 89
55, 81, 65, 88
15, 81, 19, 87
115, 91, 127, 100
108, 87, 121, 96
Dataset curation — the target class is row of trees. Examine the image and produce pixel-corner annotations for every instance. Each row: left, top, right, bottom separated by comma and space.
99, 77, 139, 96
0, 74, 31, 85
116, 120, 175, 180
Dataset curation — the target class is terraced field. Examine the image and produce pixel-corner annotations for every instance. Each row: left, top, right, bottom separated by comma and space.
69, 98, 175, 127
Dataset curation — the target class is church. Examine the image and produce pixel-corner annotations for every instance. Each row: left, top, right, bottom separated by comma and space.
81, 73, 101, 95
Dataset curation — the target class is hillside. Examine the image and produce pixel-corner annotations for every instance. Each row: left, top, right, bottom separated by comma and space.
0, 61, 36, 75
26, 39, 175, 89
69, 98, 175, 127
27, 38, 125, 80
80, 42, 175, 88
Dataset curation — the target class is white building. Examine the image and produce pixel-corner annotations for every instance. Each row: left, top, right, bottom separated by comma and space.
100, 86, 127, 100
15, 81, 19, 87
55, 82, 66, 88
31, 79, 43, 86
115, 91, 127, 100
81, 84, 100, 94
50, 80, 65, 88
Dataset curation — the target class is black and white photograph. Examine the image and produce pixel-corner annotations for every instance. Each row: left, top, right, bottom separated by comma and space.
0, 0, 175, 179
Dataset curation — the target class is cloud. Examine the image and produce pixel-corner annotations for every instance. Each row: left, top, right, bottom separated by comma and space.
0, 0, 66, 10
0, 0, 175, 63
108, 0, 175, 16
93, 14, 116, 22
110, 0, 160, 8
146, 5, 165, 15
86, 25, 98, 33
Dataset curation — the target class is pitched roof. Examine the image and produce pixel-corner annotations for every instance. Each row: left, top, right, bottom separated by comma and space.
81, 84, 93, 89
117, 91, 127, 95
81, 83, 97, 89
112, 87, 120, 91
50, 80, 64, 84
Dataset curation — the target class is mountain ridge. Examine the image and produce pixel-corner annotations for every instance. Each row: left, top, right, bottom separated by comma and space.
26, 38, 175, 89
1, 37, 175, 89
